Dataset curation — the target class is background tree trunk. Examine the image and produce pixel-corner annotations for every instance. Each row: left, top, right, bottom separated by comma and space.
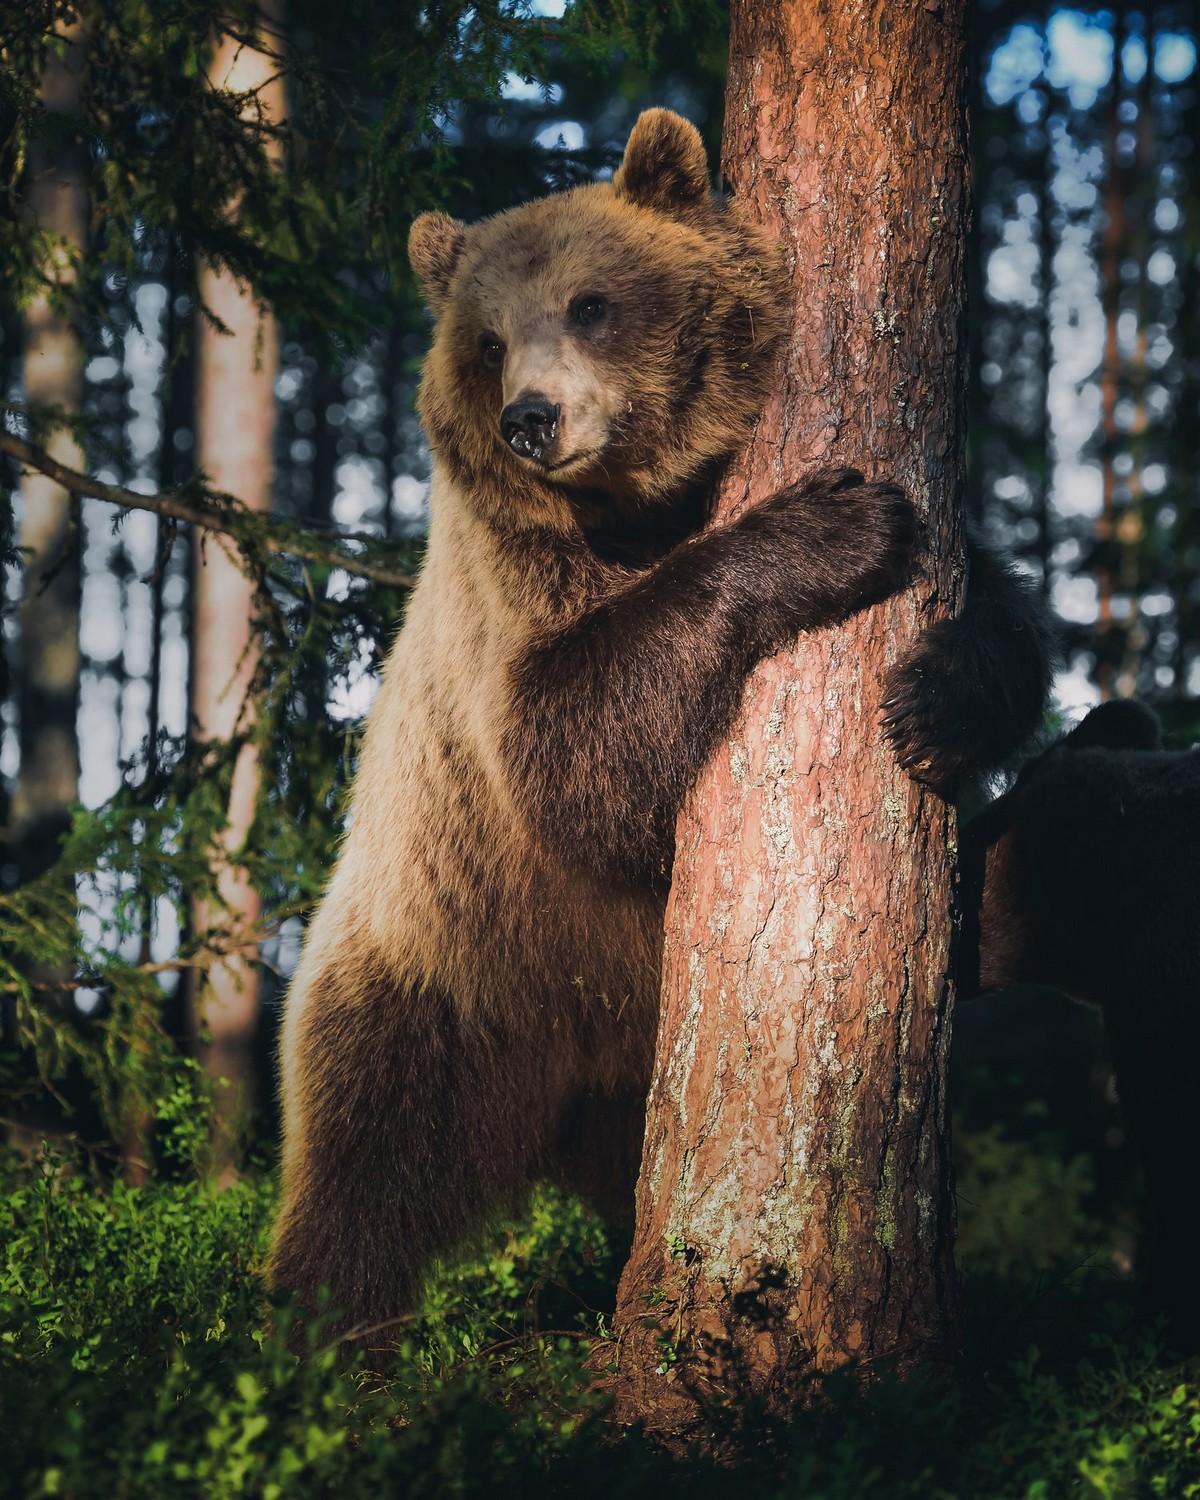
609, 0, 968, 1434
4, 16, 88, 1162
189, 6, 284, 1177
14, 19, 88, 882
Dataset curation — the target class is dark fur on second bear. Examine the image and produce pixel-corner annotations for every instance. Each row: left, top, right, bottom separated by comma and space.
270, 109, 1055, 1340
961, 699, 1200, 1348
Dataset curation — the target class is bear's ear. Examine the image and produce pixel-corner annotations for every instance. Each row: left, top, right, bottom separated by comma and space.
1065, 700, 1164, 752
613, 109, 711, 217
408, 212, 468, 312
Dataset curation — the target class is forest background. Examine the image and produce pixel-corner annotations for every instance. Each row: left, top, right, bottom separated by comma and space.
2, 0, 1200, 1494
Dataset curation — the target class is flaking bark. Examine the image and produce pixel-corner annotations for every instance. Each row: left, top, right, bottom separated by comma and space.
609, 0, 968, 1433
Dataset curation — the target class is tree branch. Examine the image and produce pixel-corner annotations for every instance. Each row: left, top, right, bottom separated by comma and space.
0, 911, 302, 995
0, 429, 417, 589
3, 958, 214, 995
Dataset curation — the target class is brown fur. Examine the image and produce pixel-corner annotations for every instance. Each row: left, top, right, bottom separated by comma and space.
413, 117, 788, 519
271, 110, 1047, 1345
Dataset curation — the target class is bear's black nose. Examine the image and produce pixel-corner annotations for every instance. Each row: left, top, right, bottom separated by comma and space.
501, 397, 560, 462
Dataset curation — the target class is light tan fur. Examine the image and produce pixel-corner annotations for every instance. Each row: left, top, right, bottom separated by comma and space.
278, 488, 665, 1186
270, 111, 977, 1339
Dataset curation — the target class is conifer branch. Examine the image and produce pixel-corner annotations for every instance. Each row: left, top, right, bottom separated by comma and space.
0, 430, 417, 589
2, 958, 212, 995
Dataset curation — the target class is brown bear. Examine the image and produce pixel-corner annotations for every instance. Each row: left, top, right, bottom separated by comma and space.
270, 109, 1054, 1340
960, 699, 1200, 1349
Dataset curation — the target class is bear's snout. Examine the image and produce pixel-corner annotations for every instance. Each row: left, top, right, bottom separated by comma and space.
501, 396, 560, 463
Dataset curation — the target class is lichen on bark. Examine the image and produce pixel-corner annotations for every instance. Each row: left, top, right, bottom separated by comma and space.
608, 0, 969, 1437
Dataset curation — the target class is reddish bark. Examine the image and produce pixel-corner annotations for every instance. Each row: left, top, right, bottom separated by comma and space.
609, 0, 968, 1433
190, 7, 284, 1176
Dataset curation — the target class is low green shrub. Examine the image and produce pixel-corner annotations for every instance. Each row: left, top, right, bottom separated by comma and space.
955, 1109, 1105, 1279
2, 1145, 1197, 1499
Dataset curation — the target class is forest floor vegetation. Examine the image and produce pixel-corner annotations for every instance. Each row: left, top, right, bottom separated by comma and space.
3, 1059, 1199, 1500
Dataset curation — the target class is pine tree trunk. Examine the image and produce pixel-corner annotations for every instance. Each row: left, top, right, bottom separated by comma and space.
189, 5, 284, 1176
14, 19, 88, 881
5, 17, 88, 1162
609, 0, 967, 1434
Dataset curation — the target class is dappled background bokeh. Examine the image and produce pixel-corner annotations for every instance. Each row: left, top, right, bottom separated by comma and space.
2, 0, 1198, 1295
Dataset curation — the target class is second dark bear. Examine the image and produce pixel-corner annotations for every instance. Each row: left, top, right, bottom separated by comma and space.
961, 699, 1200, 1349
271, 109, 1054, 1341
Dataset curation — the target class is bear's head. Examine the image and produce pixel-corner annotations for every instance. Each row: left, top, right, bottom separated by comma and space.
408, 109, 789, 525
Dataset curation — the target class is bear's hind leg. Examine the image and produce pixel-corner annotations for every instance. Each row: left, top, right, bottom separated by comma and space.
271, 974, 552, 1350
552, 1088, 646, 1226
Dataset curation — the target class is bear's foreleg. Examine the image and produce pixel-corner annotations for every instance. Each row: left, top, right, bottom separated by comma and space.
882, 540, 1058, 792
506, 466, 914, 877
270, 972, 555, 1347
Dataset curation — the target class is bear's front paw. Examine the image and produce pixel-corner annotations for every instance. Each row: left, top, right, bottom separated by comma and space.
743, 469, 917, 641
881, 621, 981, 795
818, 471, 918, 605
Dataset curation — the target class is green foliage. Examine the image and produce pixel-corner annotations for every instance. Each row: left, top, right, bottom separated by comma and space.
0, 0, 725, 1150
568, 0, 726, 67
0, 618, 382, 1145
1, 376, 421, 1139
0, 1163, 616, 1499
1, 0, 551, 340
1, 769, 225, 1143
1, 1, 729, 344
955, 1108, 1105, 1279
969, 1342, 1200, 1500
2, 1150, 1198, 1499
0, 1148, 273, 1368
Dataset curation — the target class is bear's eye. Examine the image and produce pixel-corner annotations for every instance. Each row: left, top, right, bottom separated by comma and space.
480, 336, 505, 370
571, 294, 608, 328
